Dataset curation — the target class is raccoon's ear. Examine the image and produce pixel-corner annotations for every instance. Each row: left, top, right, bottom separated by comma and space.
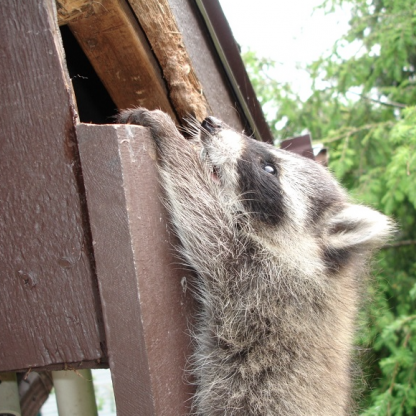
326, 205, 394, 251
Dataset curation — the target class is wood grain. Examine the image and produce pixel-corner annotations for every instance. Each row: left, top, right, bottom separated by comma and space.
67, 0, 176, 120
77, 123, 195, 415
58, 0, 210, 121
56, 0, 95, 24
168, 0, 246, 132
0, 0, 105, 372
127, 0, 210, 120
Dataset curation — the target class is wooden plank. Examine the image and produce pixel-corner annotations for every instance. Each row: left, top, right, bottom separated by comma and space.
167, 0, 247, 132
66, 0, 176, 120
127, 0, 210, 120
194, 0, 274, 142
57, 0, 251, 129
77, 123, 195, 415
0, 0, 105, 371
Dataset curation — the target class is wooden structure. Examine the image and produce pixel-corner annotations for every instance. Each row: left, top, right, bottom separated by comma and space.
0, 0, 272, 414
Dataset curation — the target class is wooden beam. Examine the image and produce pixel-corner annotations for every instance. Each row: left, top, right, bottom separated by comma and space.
127, 0, 210, 120
66, 0, 176, 120
57, 0, 210, 121
166, 0, 247, 132
77, 123, 195, 415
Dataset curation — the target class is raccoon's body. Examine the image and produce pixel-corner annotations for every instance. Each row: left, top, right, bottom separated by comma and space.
118, 108, 393, 416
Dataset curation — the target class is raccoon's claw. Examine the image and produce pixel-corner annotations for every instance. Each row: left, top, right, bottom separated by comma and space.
117, 107, 154, 127
117, 107, 179, 140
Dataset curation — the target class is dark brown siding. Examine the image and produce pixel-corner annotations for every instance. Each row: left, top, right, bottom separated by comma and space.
0, 0, 104, 371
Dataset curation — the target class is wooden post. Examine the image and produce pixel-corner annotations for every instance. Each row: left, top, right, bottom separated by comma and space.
77, 123, 195, 415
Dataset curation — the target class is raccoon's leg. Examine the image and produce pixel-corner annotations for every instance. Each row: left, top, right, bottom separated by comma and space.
117, 108, 236, 274
117, 108, 262, 415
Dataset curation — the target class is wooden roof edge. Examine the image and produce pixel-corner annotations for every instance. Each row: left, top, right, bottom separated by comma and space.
56, 0, 273, 142
57, 0, 210, 121
194, 0, 274, 143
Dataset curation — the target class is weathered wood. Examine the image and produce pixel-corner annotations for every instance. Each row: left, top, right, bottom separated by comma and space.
193, 0, 274, 142
57, 0, 252, 130
127, 0, 210, 120
19, 372, 53, 416
58, 0, 210, 121
56, 0, 95, 24
0, 0, 105, 371
67, 0, 176, 120
77, 124, 195, 415
168, 0, 248, 132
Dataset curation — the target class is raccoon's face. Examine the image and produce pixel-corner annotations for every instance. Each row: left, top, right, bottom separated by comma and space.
199, 117, 345, 231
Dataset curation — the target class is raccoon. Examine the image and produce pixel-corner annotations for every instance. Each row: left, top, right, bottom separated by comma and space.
117, 108, 393, 416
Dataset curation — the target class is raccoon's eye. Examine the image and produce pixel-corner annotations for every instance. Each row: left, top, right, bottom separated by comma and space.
263, 164, 277, 175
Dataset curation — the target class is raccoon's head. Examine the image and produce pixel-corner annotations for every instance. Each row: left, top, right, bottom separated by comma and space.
198, 116, 393, 270
199, 117, 343, 228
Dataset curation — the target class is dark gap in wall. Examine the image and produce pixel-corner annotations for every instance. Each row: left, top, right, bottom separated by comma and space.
60, 25, 117, 124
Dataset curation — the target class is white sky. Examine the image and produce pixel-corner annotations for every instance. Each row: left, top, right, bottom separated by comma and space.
218, 0, 352, 95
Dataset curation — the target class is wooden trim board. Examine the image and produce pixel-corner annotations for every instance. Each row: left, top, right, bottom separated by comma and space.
77, 123, 195, 415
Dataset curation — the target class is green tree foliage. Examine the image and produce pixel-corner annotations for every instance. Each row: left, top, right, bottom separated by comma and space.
243, 1, 416, 414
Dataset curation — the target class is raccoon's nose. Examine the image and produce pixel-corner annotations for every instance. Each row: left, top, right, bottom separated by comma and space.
201, 116, 222, 134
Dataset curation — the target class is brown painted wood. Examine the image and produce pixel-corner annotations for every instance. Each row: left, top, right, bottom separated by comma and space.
67, 0, 176, 120
194, 0, 274, 142
281, 134, 315, 160
77, 124, 195, 415
0, 0, 105, 372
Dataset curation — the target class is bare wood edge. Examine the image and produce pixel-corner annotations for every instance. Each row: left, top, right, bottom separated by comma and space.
56, 0, 96, 25
64, 0, 177, 120
127, 0, 210, 121
57, 0, 209, 121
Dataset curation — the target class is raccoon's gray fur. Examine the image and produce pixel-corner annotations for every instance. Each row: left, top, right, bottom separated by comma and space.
118, 108, 394, 416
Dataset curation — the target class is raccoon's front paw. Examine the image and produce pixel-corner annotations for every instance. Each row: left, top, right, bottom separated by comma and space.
117, 107, 154, 126
117, 107, 177, 139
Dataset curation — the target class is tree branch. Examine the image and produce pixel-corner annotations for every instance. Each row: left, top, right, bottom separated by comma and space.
382, 240, 416, 249
348, 91, 407, 109
323, 121, 395, 143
